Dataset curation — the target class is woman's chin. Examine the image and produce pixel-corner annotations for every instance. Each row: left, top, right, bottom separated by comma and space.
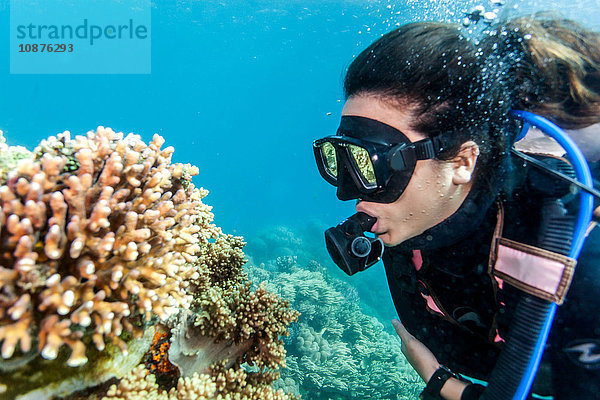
380, 230, 420, 247
379, 232, 400, 247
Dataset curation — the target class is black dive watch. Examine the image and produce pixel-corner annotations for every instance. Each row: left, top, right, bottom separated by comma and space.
419, 365, 459, 399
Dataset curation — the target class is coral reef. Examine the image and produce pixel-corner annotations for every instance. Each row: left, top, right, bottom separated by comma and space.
246, 254, 425, 400
247, 224, 398, 326
170, 280, 296, 375
0, 127, 202, 367
0, 131, 33, 185
100, 362, 293, 400
0, 127, 298, 399
246, 226, 304, 261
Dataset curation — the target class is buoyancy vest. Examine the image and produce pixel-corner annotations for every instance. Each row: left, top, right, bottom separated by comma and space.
382, 153, 575, 380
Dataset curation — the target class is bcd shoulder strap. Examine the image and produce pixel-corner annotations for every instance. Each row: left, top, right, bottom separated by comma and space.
488, 201, 576, 305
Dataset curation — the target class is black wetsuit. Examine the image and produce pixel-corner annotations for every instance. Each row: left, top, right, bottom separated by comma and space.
383, 157, 600, 399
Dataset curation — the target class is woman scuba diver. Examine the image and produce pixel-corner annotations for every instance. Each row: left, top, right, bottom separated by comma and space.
313, 16, 600, 400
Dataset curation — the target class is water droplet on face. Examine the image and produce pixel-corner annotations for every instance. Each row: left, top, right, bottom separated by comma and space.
483, 11, 497, 23
409, 212, 413, 217
440, 193, 445, 197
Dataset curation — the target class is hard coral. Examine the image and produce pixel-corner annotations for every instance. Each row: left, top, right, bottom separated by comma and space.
101, 362, 294, 400
169, 281, 299, 377
0, 131, 33, 185
0, 127, 211, 368
0, 127, 299, 400
247, 252, 424, 400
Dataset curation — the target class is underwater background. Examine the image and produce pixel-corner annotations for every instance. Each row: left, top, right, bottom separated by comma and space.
0, 0, 599, 399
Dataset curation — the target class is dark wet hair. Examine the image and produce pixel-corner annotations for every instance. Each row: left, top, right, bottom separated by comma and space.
343, 22, 515, 182
481, 15, 600, 130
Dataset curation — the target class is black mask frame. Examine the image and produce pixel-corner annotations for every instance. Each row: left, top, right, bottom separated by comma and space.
313, 115, 449, 203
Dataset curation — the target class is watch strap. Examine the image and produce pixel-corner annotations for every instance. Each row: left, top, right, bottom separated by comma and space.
419, 365, 458, 399
461, 383, 486, 400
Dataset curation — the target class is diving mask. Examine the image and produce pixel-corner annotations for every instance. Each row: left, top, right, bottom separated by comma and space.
313, 115, 448, 203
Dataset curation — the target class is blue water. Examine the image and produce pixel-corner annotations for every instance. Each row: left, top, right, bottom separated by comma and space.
1, 1, 599, 398
1, 0, 598, 234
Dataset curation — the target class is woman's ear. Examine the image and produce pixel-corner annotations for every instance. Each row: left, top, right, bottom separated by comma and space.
451, 141, 479, 185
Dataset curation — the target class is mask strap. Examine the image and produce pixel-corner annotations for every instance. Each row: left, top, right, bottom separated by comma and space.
414, 135, 450, 160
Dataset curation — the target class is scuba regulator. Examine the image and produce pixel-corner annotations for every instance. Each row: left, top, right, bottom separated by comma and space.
324, 212, 384, 275
321, 111, 599, 400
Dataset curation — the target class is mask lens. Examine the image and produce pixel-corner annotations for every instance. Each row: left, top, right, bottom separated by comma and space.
320, 141, 338, 179
347, 144, 377, 188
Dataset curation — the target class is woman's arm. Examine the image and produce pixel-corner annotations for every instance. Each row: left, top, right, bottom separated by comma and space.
392, 319, 471, 400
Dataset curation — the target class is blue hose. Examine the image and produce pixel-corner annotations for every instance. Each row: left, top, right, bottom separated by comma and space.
511, 111, 593, 258
507, 111, 594, 400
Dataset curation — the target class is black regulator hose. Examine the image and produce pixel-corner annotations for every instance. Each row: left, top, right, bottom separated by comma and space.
481, 110, 597, 400
482, 199, 576, 400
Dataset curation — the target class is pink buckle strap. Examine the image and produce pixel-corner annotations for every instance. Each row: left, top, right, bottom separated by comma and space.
493, 238, 576, 305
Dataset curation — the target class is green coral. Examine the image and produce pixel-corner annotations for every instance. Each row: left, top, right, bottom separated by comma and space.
32, 131, 79, 172
0, 131, 33, 185
246, 253, 425, 400
178, 166, 194, 190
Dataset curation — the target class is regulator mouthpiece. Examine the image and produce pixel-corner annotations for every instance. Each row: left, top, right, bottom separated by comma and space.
324, 212, 385, 275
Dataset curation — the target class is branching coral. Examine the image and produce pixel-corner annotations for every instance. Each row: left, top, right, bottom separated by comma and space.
0, 127, 299, 400
161, 216, 300, 376
101, 362, 294, 400
0, 127, 207, 369
169, 280, 298, 376
194, 282, 298, 368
